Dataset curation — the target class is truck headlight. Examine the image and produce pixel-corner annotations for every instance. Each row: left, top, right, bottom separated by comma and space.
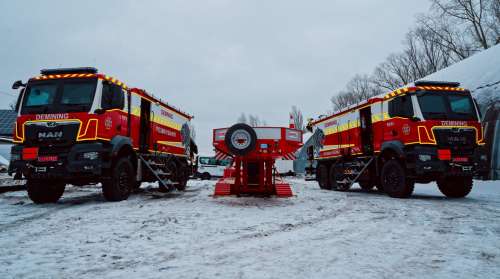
418, 154, 432, 162
82, 152, 99, 160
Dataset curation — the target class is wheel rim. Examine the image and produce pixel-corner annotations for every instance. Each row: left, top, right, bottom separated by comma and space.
230, 129, 252, 150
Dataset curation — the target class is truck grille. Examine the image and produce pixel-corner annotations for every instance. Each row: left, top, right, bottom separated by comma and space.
433, 128, 476, 152
24, 121, 80, 146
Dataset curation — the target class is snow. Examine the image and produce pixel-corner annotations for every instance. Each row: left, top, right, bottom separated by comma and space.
421, 45, 500, 107
1, 179, 500, 279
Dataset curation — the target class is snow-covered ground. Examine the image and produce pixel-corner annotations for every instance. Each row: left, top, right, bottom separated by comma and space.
1, 178, 499, 279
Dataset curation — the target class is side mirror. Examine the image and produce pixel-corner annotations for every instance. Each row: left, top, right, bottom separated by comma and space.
12, 80, 25, 90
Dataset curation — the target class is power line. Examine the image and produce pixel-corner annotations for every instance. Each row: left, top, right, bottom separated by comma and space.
0, 90, 16, 97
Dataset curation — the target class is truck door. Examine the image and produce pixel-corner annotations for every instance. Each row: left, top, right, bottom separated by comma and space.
360, 107, 373, 154
139, 99, 151, 153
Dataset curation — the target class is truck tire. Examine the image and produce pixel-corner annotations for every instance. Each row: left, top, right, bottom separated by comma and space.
176, 174, 188, 191
331, 163, 351, 191
317, 163, 332, 190
201, 172, 211, 180
437, 176, 473, 198
27, 179, 65, 204
375, 184, 384, 192
225, 123, 257, 156
174, 161, 189, 191
102, 157, 134, 202
381, 159, 414, 198
132, 181, 142, 191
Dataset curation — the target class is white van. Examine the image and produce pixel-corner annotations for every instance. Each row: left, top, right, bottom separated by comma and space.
275, 159, 295, 176
195, 156, 232, 180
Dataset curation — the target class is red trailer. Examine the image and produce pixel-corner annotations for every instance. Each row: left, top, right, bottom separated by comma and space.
212, 123, 303, 197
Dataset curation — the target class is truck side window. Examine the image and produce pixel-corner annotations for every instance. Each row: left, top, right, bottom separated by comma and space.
102, 82, 125, 110
389, 95, 414, 118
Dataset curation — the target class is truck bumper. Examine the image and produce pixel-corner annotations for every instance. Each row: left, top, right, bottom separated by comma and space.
406, 146, 489, 178
9, 143, 110, 181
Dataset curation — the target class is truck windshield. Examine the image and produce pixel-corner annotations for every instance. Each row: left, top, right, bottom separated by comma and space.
417, 92, 478, 121
21, 79, 97, 115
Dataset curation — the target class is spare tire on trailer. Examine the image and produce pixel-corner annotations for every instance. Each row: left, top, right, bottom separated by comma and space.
224, 123, 257, 156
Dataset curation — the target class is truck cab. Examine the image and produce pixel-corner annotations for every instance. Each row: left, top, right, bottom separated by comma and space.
9, 67, 195, 203
310, 81, 488, 198
382, 81, 488, 184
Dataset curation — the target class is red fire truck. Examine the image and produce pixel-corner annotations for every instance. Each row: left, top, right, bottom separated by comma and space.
307, 81, 489, 198
9, 67, 197, 203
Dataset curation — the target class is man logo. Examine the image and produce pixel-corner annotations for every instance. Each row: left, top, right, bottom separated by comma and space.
46, 122, 57, 127
38, 131, 63, 139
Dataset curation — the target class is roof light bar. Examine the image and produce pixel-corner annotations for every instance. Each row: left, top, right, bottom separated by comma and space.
40, 67, 98, 75
415, 80, 460, 88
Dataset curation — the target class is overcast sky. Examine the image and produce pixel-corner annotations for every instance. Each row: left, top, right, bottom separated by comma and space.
0, 0, 431, 153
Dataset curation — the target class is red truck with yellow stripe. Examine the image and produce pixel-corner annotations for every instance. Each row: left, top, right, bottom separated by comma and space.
307, 81, 488, 198
9, 67, 197, 203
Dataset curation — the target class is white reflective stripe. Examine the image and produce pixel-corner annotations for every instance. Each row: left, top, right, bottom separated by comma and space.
255, 128, 281, 140
286, 129, 301, 142
214, 129, 227, 141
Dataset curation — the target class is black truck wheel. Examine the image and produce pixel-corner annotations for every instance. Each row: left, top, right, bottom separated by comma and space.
317, 163, 332, 190
132, 181, 142, 191
224, 123, 257, 156
331, 163, 351, 191
437, 176, 473, 198
27, 179, 66, 204
102, 157, 134, 202
174, 161, 189, 191
381, 159, 414, 198
201, 172, 211, 180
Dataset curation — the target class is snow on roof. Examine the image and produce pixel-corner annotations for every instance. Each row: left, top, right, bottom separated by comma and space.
419, 44, 500, 107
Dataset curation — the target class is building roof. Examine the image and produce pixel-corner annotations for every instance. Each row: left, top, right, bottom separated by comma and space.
0, 110, 16, 137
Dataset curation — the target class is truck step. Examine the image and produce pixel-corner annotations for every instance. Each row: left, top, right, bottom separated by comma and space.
139, 155, 175, 192
334, 156, 375, 190
214, 183, 231, 196
275, 184, 293, 197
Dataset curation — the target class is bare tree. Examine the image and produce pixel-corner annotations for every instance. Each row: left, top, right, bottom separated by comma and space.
371, 54, 413, 91
189, 124, 196, 141
331, 0, 499, 114
248, 115, 259, 126
237, 113, 247, 124
291, 105, 305, 131
331, 74, 383, 111
237, 113, 267, 126
487, 0, 500, 43
429, 0, 499, 50
9, 101, 16, 110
